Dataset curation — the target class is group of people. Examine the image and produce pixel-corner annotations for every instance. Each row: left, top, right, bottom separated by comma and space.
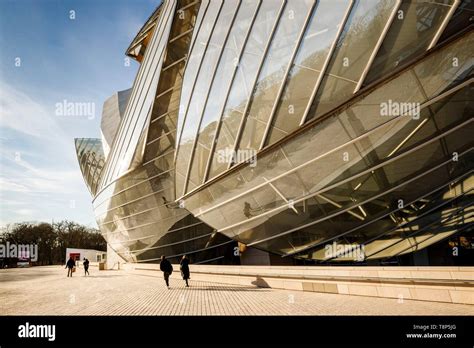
160, 255, 190, 289
65, 254, 190, 287
65, 257, 89, 277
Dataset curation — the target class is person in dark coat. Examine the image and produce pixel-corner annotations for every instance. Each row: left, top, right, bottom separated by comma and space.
159, 255, 173, 288
65, 257, 75, 277
83, 258, 90, 276
180, 255, 190, 287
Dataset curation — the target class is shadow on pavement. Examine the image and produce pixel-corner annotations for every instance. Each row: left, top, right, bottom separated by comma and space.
166, 285, 270, 292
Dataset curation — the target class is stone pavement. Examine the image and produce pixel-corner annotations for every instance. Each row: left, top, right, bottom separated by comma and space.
0, 266, 473, 316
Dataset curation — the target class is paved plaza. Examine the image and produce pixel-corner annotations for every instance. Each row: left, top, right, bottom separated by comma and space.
1, 266, 473, 316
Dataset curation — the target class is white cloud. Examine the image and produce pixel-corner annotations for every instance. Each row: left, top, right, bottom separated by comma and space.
0, 81, 67, 142
1, 155, 84, 195
16, 208, 36, 216
0, 82, 95, 226
0, 177, 29, 193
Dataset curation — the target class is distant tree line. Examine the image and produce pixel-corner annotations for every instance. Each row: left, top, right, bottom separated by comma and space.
0, 220, 106, 266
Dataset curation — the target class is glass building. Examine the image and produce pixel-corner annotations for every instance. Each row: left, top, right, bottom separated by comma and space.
76, 0, 473, 265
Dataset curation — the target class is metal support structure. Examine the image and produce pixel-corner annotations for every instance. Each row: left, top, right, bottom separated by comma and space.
226, 123, 473, 242
247, 145, 473, 248
191, 77, 473, 217
202, 0, 263, 184
227, 0, 287, 170
174, 0, 213, 164
259, 0, 317, 150
354, 0, 402, 93
299, 0, 354, 126
103, 0, 175, 186
182, 0, 242, 195
428, 0, 461, 49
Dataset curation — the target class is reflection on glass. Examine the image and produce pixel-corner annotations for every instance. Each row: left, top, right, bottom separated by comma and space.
206, 0, 285, 181
236, 0, 314, 156
175, 0, 211, 146
266, 0, 351, 144
175, 0, 225, 197
252, 151, 472, 257
75, 138, 105, 196
364, 0, 455, 86
181, 34, 472, 260
187, 0, 260, 189
307, 0, 396, 121
107, 1, 176, 183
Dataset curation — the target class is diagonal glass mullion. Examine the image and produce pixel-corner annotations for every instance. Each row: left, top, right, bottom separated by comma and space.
263, 177, 298, 214
193, 75, 472, 220
122, 232, 214, 254
144, 3, 202, 166
322, 183, 474, 262
113, 0, 173, 172
173, 0, 214, 164
366, 201, 473, 260
202, 0, 262, 183
361, 0, 458, 88
295, 174, 473, 260
427, 0, 461, 49
111, 0, 176, 182
104, 0, 175, 186
182, 0, 242, 195
387, 212, 474, 260
226, 0, 287, 170
244, 139, 473, 247
354, 0, 402, 92
298, 0, 355, 126
108, 222, 204, 243
132, 239, 235, 262
258, 0, 318, 151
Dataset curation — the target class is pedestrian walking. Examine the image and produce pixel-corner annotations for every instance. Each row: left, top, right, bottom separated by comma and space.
159, 255, 173, 289
180, 255, 190, 287
65, 257, 75, 277
83, 258, 90, 276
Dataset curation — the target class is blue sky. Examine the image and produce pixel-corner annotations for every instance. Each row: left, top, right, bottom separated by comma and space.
0, 0, 159, 228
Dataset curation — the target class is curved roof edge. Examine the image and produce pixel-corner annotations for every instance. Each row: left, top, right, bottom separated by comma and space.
125, 2, 164, 61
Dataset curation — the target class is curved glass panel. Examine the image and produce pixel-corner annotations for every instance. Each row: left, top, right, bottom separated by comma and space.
177, 0, 242, 195
180, 32, 473, 260
92, 1, 236, 265
80, 1, 472, 265
103, 0, 177, 186
175, 0, 225, 197
175, 0, 210, 143
235, 0, 314, 157
186, 0, 261, 189
364, 0, 456, 86
206, 0, 285, 181
266, 0, 351, 144
307, 0, 397, 120
75, 138, 105, 196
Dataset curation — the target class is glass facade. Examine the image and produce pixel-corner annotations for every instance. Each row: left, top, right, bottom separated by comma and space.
82, 0, 237, 265
75, 138, 105, 196
177, 15, 473, 262
77, 0, 473, 264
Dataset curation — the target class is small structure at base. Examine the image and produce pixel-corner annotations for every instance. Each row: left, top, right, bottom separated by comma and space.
65, 248, 106, 267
